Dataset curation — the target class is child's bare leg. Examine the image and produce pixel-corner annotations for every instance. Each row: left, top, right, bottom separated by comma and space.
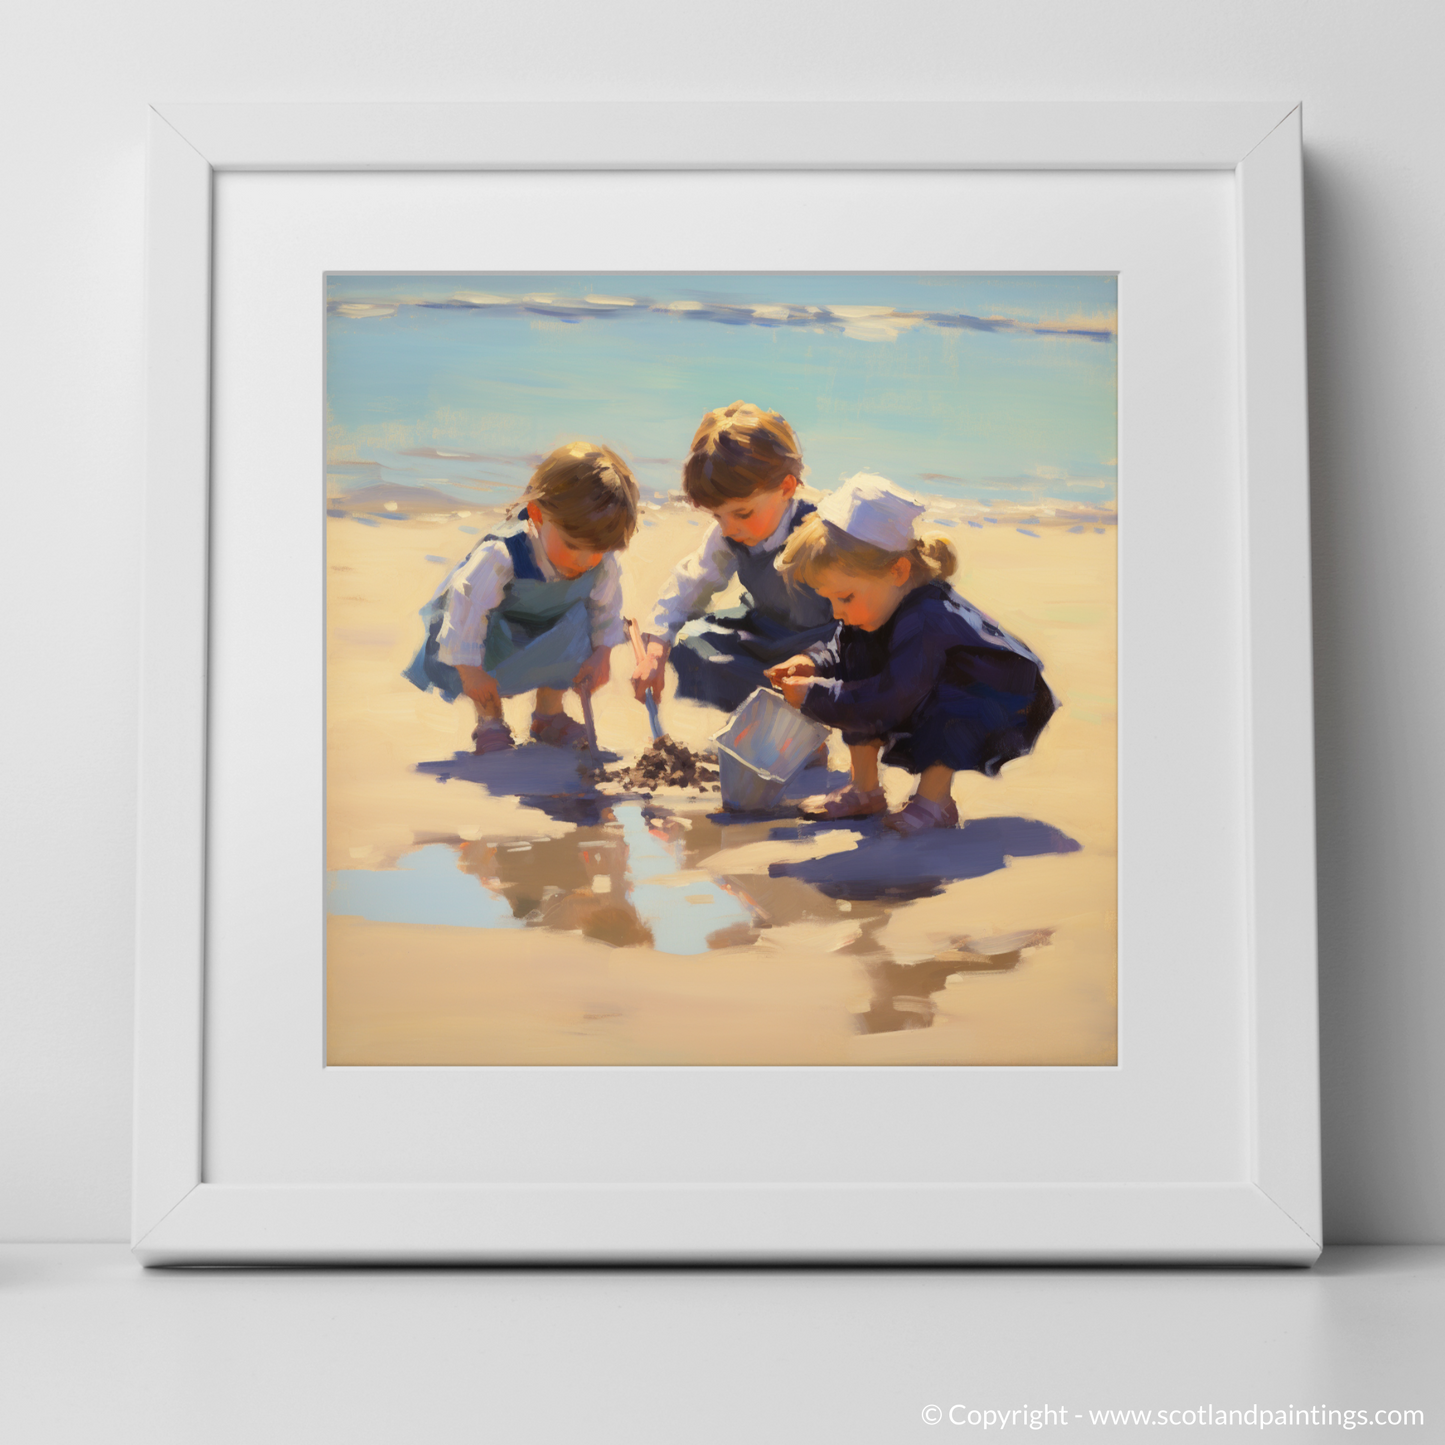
801, 740, 886, 819
456, 664, 511, 752
849, 740, 883, 792
916, 764, 955, 804
456, 664, 502, 720
884, 763, 960, 834
529, 686, 589, 749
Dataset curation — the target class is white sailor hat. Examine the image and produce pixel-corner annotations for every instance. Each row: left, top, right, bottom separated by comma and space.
816, 473, 926, 552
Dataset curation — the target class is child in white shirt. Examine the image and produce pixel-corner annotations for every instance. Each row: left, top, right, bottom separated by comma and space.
405, 442, 638, 752
632, 402, 834, 713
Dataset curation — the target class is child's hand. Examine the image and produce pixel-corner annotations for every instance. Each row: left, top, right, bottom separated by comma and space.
765, 654, 817, 686
777, 676, 812, 710
457, 664, 501, 717
572, 645, 611, 697
631, 638, 670, 703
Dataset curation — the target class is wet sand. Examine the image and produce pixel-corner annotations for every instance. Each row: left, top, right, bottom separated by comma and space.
326, 495, 1117, 1065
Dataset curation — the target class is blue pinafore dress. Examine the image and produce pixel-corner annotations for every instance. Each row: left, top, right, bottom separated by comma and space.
403, 520, 598, 702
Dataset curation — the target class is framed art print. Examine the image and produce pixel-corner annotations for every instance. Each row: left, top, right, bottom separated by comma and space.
135, 103, 1319, 1263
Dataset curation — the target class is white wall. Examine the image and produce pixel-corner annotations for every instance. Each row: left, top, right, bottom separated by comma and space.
3, 0, 1441, 1243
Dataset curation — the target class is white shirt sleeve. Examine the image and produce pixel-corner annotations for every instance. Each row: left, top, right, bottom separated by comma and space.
646, 522, 739, 644
435, 538, 513, 667
586, 552, 627, 649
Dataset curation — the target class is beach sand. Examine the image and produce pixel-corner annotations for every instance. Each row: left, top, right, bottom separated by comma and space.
325, 496, 1116, 1065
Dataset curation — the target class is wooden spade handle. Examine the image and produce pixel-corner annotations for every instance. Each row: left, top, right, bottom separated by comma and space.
625, 617, 666, 741
579, 687, 600, 759
625, 617, 648, 667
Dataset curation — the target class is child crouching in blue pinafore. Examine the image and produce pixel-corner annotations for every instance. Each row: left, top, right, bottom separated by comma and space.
768, 475, 1057, 835
404, 442, 639, 752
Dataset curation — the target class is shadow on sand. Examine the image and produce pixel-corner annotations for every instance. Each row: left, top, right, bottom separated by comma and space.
415, 747, 837, 825
417, 746, 617, 825
766, 815, 1081, 902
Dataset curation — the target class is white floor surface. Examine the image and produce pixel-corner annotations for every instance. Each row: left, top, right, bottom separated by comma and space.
1, 1245, 1440, 1442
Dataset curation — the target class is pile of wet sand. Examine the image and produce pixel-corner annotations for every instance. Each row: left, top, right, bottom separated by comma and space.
590, 736, 721, 793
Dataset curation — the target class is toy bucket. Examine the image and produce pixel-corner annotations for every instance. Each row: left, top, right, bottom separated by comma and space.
712, 688, 828, 811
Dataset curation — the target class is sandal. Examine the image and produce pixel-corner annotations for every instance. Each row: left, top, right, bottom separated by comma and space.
530, 711, 588, 749
471, 718, 514, 755
799, 785, 887, 820
883, 795, 960, 835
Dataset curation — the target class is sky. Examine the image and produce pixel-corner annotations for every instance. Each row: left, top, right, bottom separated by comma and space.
324, 273, 1117, 508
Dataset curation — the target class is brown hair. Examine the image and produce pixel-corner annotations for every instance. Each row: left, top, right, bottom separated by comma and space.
516, 441, 639, 551
681, 401, 802, 508
777, 512, 957, 590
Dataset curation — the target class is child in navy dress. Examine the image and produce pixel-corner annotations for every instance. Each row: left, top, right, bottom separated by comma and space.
631, 401, 834, 714
404, 442, 639, 752
768, 475, 1056, 834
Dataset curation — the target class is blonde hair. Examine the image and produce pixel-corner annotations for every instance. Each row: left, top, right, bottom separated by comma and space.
516, 441, 639, 551
682, 401, 802, 508
777, 512, 957, 590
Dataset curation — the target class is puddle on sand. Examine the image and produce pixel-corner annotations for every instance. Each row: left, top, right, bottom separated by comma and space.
328, 802, 758, 957
328, 783, 1072, 1031
327, 845, 520, 930
613, 804, 756, 954
460, 802, 759, 955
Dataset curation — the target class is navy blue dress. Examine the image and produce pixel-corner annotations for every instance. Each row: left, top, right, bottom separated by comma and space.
801, 582, 1057, 777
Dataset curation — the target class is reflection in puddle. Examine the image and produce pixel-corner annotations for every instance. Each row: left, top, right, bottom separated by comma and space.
462, 802, 759, 955
329, 782, 1069, 1031
328, 803, 758, 958
613, 805, 757, 955
852, 929, 1053, 1033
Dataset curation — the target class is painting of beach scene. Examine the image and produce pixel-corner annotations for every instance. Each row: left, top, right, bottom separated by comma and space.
325, 273, 1116, 1065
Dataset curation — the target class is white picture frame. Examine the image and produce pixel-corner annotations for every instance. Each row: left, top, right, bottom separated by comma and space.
135, 102, 1318, 1264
